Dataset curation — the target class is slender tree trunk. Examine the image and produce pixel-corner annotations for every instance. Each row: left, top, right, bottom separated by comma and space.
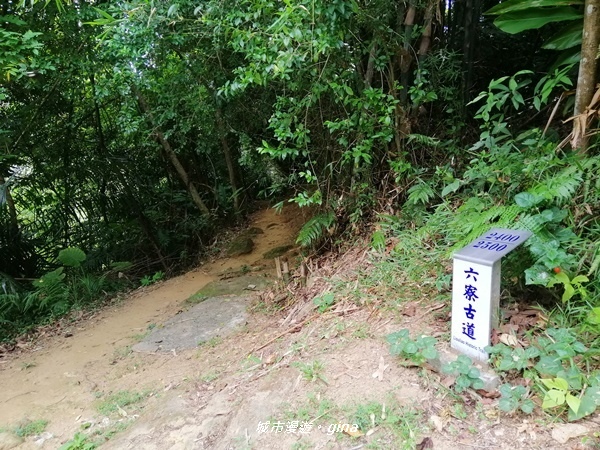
0, 176, 18, 235
63, 100, 75, 246
215, 105, 241, 213
400, 4, 416, 105
462, 0, 480, 106
364, 42, 378, 88
132, 85, 211, 216
573, 0, 600, 152
439, 0, 447, 47
418, 3, 434, 61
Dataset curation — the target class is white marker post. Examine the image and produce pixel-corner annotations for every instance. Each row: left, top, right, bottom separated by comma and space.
451, 228, 531, 361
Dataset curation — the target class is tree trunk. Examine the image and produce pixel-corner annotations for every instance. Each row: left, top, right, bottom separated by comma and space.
418, 3, 434, 61
572, 0, 600, 153
400, 4, 416, 105
0, 176, 18, 235
364, 42, 378, 88
215, 105, 241, 213
132, 85, 211, 216
461, 0, 480, 106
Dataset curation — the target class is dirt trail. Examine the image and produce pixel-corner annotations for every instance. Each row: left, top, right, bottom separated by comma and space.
2, 205, 598, 450
1, 205, 304, 448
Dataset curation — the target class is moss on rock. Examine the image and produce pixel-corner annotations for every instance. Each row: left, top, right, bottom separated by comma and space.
226, 236, 254, 257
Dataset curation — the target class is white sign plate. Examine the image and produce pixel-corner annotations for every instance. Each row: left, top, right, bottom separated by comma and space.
454, 228, 532, 266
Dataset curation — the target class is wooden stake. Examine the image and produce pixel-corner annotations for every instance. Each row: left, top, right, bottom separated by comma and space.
299, 261, 307, 287
282, 259, 290, 282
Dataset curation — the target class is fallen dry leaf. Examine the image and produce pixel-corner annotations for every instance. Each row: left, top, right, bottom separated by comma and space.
402, 303, 417, 317
440, 376, 455, 389
343, 428, 364, 438
476, 389, 501, 399
499, 324, 519, 334
499, 333, 519, 347
491, 328, 499, 345
484, 408, 498, 419
264, 352, 277, 365
371, 356, 389, 382
416, 437, 434, 449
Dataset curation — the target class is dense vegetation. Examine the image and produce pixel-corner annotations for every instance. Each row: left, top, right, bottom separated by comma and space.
1, 0, 598, 356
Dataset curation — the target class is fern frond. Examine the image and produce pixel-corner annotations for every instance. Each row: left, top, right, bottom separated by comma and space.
407, 182, 435, 205
296, 212, 336, 248
447, 203, 527, 255
530, 165, 582, 205
371, 230, 386, 252
500, 204, 521, 224
515, 213, 551, 237
407, 134, 441, 147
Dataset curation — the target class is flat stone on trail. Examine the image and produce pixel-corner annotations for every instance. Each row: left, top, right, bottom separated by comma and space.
195, 275, 269, 297
132, 295, 251, 353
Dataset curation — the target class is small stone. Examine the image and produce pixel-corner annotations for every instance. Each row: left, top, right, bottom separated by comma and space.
34, 432, 53, 446
429, 415, 444, 432
551, 423, 589, 444
0, 432, 23, 450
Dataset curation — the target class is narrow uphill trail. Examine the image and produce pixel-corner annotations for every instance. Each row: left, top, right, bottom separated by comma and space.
0, 205, 305, 449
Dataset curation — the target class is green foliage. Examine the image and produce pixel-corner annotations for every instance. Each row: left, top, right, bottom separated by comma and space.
487, 328, 600, 421
96, 390, 148, 416
486, 344, 540, 372
296, 212, 335, 248
406, 181, 435, 206
539, 377, 600, 421
58, 247, 86, 268
0, 21, 53, 81
58, 432, 96, 450
498, 384, 535, 414
292, 360, 327, 384
370, 230, 385, 252
140, 271, 164, 287
485, 0, 583, 66
351, 400, 424, 448
0, 246, 119, 338
313, 292, 335, 313
492, 7, 581, 34
386, 329, 438, 366
547, 272, 589, 303
442, 355, 485, 393
14, 419, 48, 437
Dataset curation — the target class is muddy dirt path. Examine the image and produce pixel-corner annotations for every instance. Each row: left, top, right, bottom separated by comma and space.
1, 205, 305, 448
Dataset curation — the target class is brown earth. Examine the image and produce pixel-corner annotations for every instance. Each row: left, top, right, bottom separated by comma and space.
1, 204, 599, 450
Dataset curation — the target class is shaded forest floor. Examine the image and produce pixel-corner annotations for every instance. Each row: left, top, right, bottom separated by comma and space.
1, 205, 599, 450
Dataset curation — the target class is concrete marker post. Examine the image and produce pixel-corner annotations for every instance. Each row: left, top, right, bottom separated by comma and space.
451, 228, 532, 361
